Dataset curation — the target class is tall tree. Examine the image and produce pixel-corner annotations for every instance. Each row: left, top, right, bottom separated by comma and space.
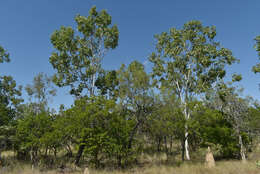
49, 7, 119, 165
49, 6, 119, 97
0, 46, 23, 162
149, 20, 238, 160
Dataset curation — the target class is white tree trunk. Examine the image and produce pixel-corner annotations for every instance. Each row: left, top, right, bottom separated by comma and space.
238, 134, 246, 162
30, 150, 34, 170
184, 101, 191, 160
185, 130, 190, 160
91, 73, 96, 96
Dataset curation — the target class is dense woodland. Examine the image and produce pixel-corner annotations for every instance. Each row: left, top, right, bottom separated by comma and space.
1, 6, 260, 170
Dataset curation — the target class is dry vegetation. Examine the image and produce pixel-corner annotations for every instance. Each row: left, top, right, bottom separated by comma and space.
1, 161, 260, 174
2, 150, 260, 174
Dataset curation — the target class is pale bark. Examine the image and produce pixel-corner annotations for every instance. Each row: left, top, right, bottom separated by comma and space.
175, 80, 191, 160
238, 134, 246, 162
185, 131, 190, 160
184, 101, 191, 160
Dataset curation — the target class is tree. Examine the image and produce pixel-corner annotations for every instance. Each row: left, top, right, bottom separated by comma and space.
0, 46, 23, 162
95, 70, 119, 99
117, 61, 155, 150
25, 73, 56, 114
64, 96, 133, 167
49, 7, 119, 165
215, 83, 250, 161
0, 45, 10, 63
16, 112, 53, 168
252, 35, 260, 73
149, 20, 238, 160
191, 103, 240, 159
49, 6, 119, 97
145, 89, 185, 159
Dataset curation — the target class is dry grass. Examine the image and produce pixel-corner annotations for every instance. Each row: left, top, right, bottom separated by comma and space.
1, 160, 260, 174
2, 149, 260, 174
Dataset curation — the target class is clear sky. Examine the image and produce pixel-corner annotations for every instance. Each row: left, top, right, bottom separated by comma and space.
0, 0, 259, 110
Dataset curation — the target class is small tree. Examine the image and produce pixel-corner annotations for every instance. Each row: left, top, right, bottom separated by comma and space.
25, 73, 56, 114
117, 61, 155, 150
64, 96, 133, 167
216, 83, 250, 161
16, 112, 53, 167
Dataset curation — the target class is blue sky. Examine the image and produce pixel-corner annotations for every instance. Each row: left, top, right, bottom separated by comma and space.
0, 0, 259, 110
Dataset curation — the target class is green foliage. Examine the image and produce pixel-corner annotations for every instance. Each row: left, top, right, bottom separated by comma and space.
25, 73, 56, 114
145, 89, 185, 154
64, 96, 134, 167
3, 12, 260, 169
191, 106, 240, 158
117, 61, 153, 119
15, 111, 53, 163
95, 70, 119, 99
0, 45, 10, 63
232, 74, 242, 82
16, 112, 52, 150
117, 61, 155, 151
253, 35, 260, 73
49, 6, 119, 96
0, 125, 16, 151
149, 20, 238, 94
0, 76, 23, 107
149, 20, 238, 160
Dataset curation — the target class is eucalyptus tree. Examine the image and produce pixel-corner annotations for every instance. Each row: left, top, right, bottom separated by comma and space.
49, 6, 119, 97
15, 73, 57, 167
95, 70, 119, 100
25, 72, 56, 114
215, 83, 250, 161
0, 46, 22, 108
145, 88, 184, 158
149, 20, 238, 160
49, 7, 119, 165
0, 45, 10, 63
117, 61, 155, 150
252, 35, 260, 73
0, 76, 21, 162
0, 46, 23, 162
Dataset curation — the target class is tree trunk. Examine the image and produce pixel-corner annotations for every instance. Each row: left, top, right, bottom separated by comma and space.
54, 147, 57, 159
184, 105, 191, 160
117, 155, 122, 168
170, 136, 173, 153
181, 139, 185, 161
164, 136, 168, 154
66, 144, 73, 158
44, 148, 48, 156
183, 97, 190, 160
0, 150, 2, 166
128, 121, 141, 149
30, 150, 36, 170
185, 130, 190, 160
157, 137, 161, 152
238, 134, 246, 162
74, 144, 85, 166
